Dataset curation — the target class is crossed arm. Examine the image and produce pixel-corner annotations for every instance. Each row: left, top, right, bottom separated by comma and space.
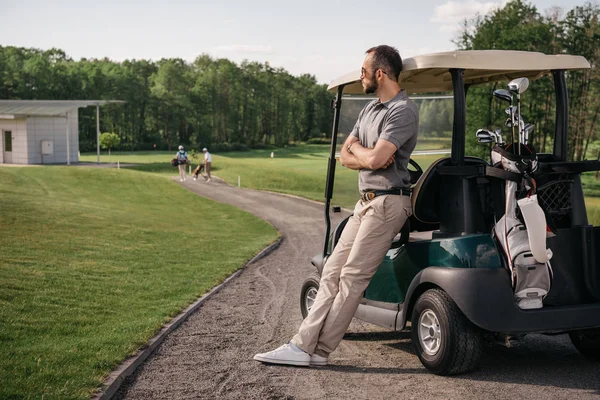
339, 135, 397, 171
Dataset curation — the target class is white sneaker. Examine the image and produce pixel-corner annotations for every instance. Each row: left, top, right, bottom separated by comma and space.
206, 178, 212, 183
253, 344, 310, 367
310, 353, 328, 366
180, 178, 184, 182
193, 176, 197, 181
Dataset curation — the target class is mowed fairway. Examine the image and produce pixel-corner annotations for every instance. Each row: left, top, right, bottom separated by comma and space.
585, 196, 600, 225
81, 145, 443, 210
82, 146, 600, 224
0, 167, 278, 399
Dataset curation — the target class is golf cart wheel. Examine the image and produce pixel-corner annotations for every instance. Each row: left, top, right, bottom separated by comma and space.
411, 289, 482, 375
569, 329, 600, 361
300, 273, 320, 319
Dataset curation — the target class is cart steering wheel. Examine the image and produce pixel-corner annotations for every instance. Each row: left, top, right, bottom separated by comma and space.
408, 158, 423, 185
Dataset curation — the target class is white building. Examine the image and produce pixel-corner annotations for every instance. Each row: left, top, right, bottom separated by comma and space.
0, 100, 123, 165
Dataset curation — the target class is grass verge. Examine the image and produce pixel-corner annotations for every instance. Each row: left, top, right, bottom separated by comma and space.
0, 167, 278, 399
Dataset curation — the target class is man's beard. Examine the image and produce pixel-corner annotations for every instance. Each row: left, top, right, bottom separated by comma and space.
363, 72, 378, 94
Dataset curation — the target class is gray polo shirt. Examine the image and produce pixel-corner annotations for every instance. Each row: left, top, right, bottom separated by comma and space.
350, 90, 419, 192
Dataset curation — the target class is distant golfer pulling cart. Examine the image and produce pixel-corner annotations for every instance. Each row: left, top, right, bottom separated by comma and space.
302, 50, 600, 375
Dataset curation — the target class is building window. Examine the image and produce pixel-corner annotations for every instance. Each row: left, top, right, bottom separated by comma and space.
4, 131, 12, 152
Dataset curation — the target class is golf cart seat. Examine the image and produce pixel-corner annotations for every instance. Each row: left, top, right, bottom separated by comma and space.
411, 157, 452, 225
411, 156, 492, 237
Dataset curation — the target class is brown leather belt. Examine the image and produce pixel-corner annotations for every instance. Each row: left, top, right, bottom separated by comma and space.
360, 188, 411, 202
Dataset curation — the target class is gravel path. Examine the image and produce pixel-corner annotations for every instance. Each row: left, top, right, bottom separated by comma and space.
115, 177, 600, 400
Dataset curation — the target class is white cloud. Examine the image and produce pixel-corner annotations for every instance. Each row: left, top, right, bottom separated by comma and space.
213, 44, 274, 54
431, 1, 507, 33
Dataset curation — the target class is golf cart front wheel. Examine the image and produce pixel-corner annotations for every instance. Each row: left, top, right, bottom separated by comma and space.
569, 328, 600, 361
411, 289, 482, 375
300, 273, 320, 319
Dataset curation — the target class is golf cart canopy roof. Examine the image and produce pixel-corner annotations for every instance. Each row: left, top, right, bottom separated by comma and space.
328, 50, 590, 94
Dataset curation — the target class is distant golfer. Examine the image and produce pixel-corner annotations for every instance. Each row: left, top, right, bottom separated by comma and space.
202, 148, 212, 182
176, 145, 188, 182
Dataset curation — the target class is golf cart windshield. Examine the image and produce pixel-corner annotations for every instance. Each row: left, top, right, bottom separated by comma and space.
332, 94, 453, 209
328, 50, 590, 169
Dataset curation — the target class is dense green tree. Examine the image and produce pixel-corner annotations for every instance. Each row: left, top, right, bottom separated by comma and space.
557, 3, 600, 160
457, 0, 600, 160
0, 46, 333, 152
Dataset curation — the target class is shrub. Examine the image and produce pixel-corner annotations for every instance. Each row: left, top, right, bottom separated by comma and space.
306, 138, 331, 145
99, 132, 120, 151
207, 143, 250, 152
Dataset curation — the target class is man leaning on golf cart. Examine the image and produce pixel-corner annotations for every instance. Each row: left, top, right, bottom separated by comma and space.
254, 44, 419, 367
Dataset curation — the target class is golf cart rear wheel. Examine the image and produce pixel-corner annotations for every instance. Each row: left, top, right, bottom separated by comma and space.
411, 289, 482, 375
569, 328, 600, 361
300, 273, 320, 319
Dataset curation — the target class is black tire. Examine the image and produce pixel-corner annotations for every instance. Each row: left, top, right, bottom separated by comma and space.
300, 273, 320, 319
569, 329, 600, 361
411, 288, 482, 375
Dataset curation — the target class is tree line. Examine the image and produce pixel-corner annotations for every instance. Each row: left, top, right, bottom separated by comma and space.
457, 0, 600, 161
0, 48, 334, 151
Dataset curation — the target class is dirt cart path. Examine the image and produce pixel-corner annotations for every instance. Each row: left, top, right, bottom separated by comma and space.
116, 178, 600, 400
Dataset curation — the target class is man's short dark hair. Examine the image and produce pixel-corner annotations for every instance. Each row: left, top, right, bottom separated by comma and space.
366, 45, 403, 81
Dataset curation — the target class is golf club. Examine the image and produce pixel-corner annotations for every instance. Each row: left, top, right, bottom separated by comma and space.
494, 89, 515, 146
508, 78, 530, 155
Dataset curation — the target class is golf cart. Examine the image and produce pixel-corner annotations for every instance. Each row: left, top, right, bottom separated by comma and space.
301, 50, 600, 375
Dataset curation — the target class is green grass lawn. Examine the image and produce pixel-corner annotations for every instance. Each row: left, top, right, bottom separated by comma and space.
0, 167, 278, 399
80, 146, 443, 210
585, 196, 600, 224
414, 136, 451, 150
81, 146, 600, 224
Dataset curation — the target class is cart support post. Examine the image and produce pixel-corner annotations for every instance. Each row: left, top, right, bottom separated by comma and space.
553, 70, 568, 161
323, 86, 345, 257
450, 69, 466, 166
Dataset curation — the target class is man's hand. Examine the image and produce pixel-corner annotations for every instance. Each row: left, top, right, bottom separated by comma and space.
340, 136, 364, 170
382, 154, 395, 169
350, 139, 398, 170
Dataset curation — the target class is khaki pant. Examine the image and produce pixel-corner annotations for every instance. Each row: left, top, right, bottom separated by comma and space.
205, 161, 211, 179
292, 194, 412, 357
178, 163, 187, 180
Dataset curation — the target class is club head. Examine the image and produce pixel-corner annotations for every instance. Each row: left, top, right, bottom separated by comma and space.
494, 128, 504, 145
508, 77, 529, 94
476, 129, 496, 145
494, 89, 513, 104
524, 123, 534, 143
524, 123, 534, 135
476, 129, 492, 138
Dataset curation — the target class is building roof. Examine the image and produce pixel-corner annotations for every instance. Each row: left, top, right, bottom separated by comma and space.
328, 50, 591, 94
0, 100, 125, 118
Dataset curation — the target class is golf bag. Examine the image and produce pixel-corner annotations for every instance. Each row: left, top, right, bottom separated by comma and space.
171, 158, 179, 167
492, 144, 553, 310
193, 164, 205, 177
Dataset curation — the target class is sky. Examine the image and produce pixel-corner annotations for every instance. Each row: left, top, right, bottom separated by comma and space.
0, 0, 587, 85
